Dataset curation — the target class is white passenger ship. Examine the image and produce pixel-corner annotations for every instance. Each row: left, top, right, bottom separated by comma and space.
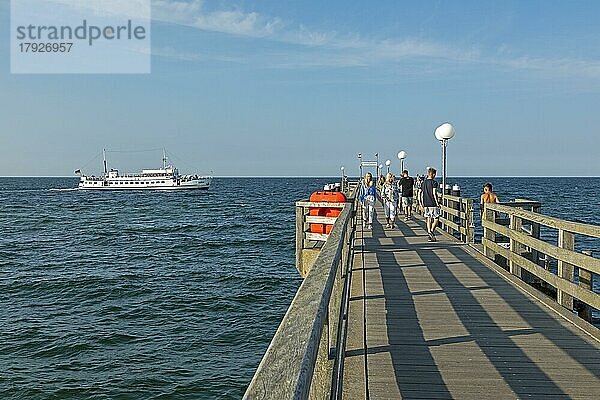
76, 149, 211, 190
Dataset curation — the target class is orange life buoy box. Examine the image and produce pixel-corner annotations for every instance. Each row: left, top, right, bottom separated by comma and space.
309, 191, 347, 234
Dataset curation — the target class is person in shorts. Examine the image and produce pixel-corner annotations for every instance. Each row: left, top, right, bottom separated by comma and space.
398, 170, 415, 221
420, 168, 440, 241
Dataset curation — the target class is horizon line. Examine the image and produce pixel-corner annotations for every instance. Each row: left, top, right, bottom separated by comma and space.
2, 175, 600, 179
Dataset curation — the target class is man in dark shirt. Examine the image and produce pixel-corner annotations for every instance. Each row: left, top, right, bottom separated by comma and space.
397, 170, 415, 221
420, 168, 440, 241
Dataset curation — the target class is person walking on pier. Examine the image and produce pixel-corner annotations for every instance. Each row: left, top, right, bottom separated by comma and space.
359, 173, 376, 229
414, 174, 425, 214
398, 170, 415, 221
382, 173, 399, 228
421, 168, 440, 241
377, 174, 385, 191
480, 182, 500, 217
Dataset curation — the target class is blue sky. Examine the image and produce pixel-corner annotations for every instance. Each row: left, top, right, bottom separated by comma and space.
1, 0, 599, 176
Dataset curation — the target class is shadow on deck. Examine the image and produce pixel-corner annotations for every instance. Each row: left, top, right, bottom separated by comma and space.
343, 204, 600, 399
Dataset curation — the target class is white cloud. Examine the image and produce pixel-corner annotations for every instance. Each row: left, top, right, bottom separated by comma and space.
45, 0, 151, 19
149, 0, 600, 80
497, 56, 600, 79
153, 0, 282, 38
152, 46, 246, 64
150, 1, 476, 66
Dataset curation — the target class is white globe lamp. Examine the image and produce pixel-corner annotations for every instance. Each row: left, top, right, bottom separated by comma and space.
397, 150, 407, 172
434, 122, 455, 200
435, 123, 455, 141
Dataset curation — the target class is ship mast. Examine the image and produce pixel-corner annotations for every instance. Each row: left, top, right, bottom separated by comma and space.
162, 148, 167, 169
103, 149, 108, 175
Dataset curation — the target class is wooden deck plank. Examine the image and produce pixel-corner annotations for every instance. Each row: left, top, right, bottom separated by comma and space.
341, 234, 368, 399
342, 202, 600, 399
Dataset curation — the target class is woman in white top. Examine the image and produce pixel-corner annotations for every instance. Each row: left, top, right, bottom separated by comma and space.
381, 173, 399, 228
359, 173, 377, 229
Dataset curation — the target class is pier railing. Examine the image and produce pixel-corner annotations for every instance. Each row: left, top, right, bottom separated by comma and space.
482, 203, 600, 322
244, 189, 357, 399
439, 194, 475, 243
414, 192, 475, 244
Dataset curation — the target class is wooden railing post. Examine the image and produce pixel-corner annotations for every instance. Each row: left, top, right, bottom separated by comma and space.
296, 204, 305, 276
557, 229, 575, 310
579, 251, 593, 322
483, 204, 496, 259
531, 204, 541, 265
445, 197, 452, 235
450, 198, 456, 236
340, 230, 347, 278
326, 303, 332, 357
466, 198, 474, 243
451, 198, 457, 236
509, 214, 522, 278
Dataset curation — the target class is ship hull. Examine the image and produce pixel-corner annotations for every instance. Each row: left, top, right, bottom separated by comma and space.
78, 185, 210, 190
78, 179, 211, 191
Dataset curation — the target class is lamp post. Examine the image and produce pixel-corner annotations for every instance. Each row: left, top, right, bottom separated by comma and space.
378, 164, 383, 177
434, 123, 455, 198
358, 153, 362, 178
385, 159, 391, 174
340, 166, 345, 192
397, 150, 407, 174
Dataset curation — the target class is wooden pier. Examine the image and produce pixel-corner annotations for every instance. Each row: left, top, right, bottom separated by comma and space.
342, 203, 600, 399
244, 185, 600, 399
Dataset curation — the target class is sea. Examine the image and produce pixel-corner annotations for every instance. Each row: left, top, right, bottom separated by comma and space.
1, 177, 598, 399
